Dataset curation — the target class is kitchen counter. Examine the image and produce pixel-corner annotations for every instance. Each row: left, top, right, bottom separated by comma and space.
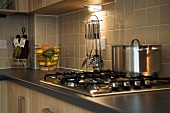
0, 68, 170, 113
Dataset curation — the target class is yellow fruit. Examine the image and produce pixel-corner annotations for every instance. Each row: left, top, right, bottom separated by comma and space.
46, 61, 52, 66
36, 49, 43, 56
52, 61, 57, 65
46, 58, 51, 61
51, 54, 59, 61
53, 57, 58, 61
39, 61, 45, 66
54, 46, 60, 49
54, 48, 60, 53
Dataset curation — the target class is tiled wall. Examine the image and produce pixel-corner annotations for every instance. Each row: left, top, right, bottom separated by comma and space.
0, 15, 28, 68
58, 0, 170, 76
28, 14, 60, 69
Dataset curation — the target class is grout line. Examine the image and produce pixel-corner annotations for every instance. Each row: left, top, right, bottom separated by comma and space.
158, 0, 160, 44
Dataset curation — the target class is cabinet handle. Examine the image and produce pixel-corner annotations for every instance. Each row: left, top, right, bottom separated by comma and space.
42, 108, 54, 113
18, 96, 25, 113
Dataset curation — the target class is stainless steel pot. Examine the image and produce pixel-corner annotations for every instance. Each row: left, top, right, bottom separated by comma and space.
112, 39, 161, 76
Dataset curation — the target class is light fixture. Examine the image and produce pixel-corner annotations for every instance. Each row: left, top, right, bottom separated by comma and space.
83, 4, 102, 12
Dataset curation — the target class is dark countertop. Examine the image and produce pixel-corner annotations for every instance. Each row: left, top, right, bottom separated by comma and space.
0, 68, 170, 113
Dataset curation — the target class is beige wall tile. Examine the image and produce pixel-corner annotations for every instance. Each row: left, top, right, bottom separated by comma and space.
68, 34, 75, 46
28, 25, 34, 36
147, 0, 159, 7
79, 10, 86, 21
4, 35, 13, 46
160, 0, 170, 5
159, 25, 170, 44
75, 45, 80, 58
74, 58, 80, 69
79, 59, 86, 70
47, 24, 56, 35
80, 45, 85, 58
63, 14, 69, 23
60, 35, 66, 46
69, 46, 75, 57
124, 11, 134, 28
125, 0, 134, 12
100, 31, 106, 38
74, 34, 80, 45
135, 9, 146, 27
4, 47, 13, 57
35, 35, 46, 45
115, 29, 124, 44
64, 46, 70, 57
58, 15, 63, 24
102, 60, 112, 70
73, 21, 80, 33
3, 23, 14, 36
106, 30, 115, 45
135, 0, 146, 10
106, 15, 115, 30
28, 15, 34, 25
160, 5, 170, 24
134, 27, 146, 44
73, 11, 80, 22
146, 26, 158, 44
115, 13, 124, 29
36, 15, 46, 23
105, 2, 115, 16
162, 45, 170, 62
0, 20, 3, 35
69, 58, 75, 69
160, 64, 170, 77
59, 57, 65, 67
0, 49, 3, 57
80, 34, 85, 45
124, 28, 135, 44
36, 23, 46, 35
101, 45, 112, 60
63, 23, 69, 34
68, 23, 73, 34
146, 7, 159, 26
115, 0, 124, 14
4, 58, 11, 68
47, 16, 56, 24
60, 46, 65, 57
46, 35, 56, 46
68, 13, 74, 22
79, 21, 85, 33
56, 35, 60, 45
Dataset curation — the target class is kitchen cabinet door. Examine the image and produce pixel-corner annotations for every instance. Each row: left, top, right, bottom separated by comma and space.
16, 0, 29, 12
30, 90, 93, 113
33, 0, 46, 10
7, 81, 31, 113
0, 81, 7, 113
46, 0, 63, 6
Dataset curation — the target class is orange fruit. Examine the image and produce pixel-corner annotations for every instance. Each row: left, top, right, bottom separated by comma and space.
37, 55, 46, 61
41, 45, 51, 52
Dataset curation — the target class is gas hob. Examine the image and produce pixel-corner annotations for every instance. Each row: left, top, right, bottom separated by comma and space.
40, 70, 170, 97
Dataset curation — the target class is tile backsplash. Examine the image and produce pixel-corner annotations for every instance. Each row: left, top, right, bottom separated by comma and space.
58, 0, 170, 76
0, 15, 28, 68
1, 0, 170, 77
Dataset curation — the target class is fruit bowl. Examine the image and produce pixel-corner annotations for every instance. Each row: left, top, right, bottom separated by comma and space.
35, 45, 60, 71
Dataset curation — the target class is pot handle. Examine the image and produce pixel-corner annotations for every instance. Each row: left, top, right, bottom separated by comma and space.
131, 39, 140, 46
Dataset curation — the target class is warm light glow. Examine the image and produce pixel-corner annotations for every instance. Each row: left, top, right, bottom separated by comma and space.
83, 4, 102, 12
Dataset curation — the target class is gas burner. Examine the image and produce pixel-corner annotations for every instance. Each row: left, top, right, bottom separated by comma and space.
40, 70, 170, 97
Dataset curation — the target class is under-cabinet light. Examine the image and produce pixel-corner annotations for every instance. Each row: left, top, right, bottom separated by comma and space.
83, 4, 102, 12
